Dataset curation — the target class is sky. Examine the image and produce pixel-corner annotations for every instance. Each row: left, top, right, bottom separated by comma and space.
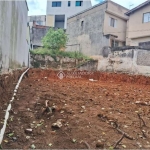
27, 0, 146, 16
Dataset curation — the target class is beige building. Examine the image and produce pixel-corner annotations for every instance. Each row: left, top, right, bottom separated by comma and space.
126, 0, 150, 46
66, 0, 128, 56
103, 0, 128, 47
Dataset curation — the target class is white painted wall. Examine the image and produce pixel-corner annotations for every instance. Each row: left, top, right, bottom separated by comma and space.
0, 1, 29, 73
46, 0, 92, 28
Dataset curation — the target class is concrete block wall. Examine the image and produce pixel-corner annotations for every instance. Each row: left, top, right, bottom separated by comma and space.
98, 49, 150, 76
0, 1, 29, 74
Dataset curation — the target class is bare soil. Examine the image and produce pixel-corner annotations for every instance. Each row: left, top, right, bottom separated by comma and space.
1, 69, 150, 149
0, 70, 23, 129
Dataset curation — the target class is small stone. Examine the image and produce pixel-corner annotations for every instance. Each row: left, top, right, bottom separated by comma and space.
4, 140, 8, 143
80, 110, 84, 113
122, 145, 126, 148
31, 144, 36, 149
124, 125, 128, 128
60, 110, 64, 114
72, 139, 76, 143
12, 137, 17, 141
25, 129, 33, 134
52, 105, 58, 111
48, 143, 52, 147
81, 106, 85, 109
26, 136, 30, 139
96, 141, 104, 148
52, 119, 62, 129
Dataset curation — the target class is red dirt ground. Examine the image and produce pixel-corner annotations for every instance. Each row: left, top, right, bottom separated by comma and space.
1, 69, 150, 149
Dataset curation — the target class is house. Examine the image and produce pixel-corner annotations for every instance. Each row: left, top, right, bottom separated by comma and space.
125, 0, 150, 47
30, 23, 50, 49
0, 0, 29, 73
28, 15, 46, 33
66, 0, 129, 56
46, 0, 92, 29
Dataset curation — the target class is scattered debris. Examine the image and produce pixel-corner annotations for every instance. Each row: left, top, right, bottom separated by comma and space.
7, 133, 14, 138
81, 106, 85, 109
89, 79, 98, 82
52, 119, 62, 129
137, 113, 146, 127
137, 113, 147, 138
82, 141, 91, 149
12, 137, 17, 141
48, 143, 52, 147
113, 133, 125, 149
26, 136, 30, 139
31, 144, 36, 149
3, 140, 8, 143
72, 139, 76, 143
25, 129, 33, 134
98, 114, 135, 140
96, 140, 104, 149
135, 101, 150, 106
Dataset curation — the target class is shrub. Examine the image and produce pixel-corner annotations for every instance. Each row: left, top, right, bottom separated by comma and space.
42, 28, 68, 50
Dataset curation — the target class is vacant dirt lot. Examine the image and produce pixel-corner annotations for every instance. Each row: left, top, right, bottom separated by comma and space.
1, 69, 150, 149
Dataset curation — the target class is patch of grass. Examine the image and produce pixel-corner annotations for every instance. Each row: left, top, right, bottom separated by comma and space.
30, 48, 92, 61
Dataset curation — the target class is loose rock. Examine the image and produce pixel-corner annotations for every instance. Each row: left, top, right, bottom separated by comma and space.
96, 140, 104, 148
52, 119, 62, 129
25, 129, 33, 134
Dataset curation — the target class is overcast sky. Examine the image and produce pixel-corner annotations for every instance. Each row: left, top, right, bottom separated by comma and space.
27, 0, 146, 16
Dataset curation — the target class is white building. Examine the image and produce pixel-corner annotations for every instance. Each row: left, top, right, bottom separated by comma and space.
46, 0, 92, 29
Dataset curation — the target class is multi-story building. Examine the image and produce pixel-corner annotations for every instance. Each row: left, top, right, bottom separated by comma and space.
66, 0, 128, 56
125, 0, 150, 47
46, 0, 92, 28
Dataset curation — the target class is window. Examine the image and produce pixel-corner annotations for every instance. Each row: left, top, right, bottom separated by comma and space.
68, 1, 71, 7
111, 40, 119, 48
110, 17, 117, 27
143, 12, 150, 23
139, 41, 150, 47
76, 1, 83, 6
52, 1, 61, 7
81, 21, 84, 29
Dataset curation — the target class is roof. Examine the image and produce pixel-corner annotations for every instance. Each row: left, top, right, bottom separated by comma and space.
68, 0, 128, 20
125, 0, 150, 16
68, 1, 107, 19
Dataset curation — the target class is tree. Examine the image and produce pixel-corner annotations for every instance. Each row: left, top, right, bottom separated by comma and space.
42, 28, 68, 50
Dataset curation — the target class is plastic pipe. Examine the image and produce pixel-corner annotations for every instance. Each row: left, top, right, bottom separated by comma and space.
0, 68, 30, 144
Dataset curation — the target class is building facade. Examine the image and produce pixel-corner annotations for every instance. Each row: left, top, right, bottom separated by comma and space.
46, 0, 92, 29
66, 0, 128, 56
126, 0, 150, 47
28, 15, 46, 31
0, 1, 29, 73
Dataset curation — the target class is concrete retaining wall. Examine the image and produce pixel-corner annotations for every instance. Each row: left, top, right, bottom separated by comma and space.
98, 49, 150, 76
30, 54, 98, 71
0, 1, 29, 74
